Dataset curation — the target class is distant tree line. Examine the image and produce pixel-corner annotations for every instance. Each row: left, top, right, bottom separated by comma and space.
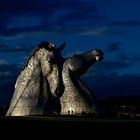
97, 96, 140, 119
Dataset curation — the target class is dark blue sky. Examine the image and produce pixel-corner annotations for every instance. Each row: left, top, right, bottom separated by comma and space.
0, 0, 140, 106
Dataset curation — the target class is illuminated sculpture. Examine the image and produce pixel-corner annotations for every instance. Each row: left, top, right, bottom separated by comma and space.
6, 41, 104, 116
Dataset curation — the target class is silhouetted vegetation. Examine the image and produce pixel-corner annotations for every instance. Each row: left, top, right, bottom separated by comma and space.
97, 96, 140, 119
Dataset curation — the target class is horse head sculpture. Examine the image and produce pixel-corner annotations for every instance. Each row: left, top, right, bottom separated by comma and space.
60, 48, 104, 115
6, 41, 65, 116
6, 41, 104, 116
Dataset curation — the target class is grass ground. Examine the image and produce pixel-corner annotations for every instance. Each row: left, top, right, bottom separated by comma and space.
0, 116, 139, 137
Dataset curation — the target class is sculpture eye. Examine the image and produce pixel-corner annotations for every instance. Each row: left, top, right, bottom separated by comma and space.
94, 49, 104, 56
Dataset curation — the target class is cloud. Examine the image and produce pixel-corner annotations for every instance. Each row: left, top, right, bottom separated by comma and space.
83, 51, 140, 78
0, 43, 30, 53
83, 72, 140, 98
0, 60, 8, 65
7, 16, 43, 29
1, 0, 140, 38
97, 60, 129, 72
106, 42, 121, 53
110, 20, 140, 27
0, 0, 107, 37
0, 60, 19, 75
0, 0, 51, 15
116, 53, 140, 63
78, 27, 110, 36
0, 60, 19, 106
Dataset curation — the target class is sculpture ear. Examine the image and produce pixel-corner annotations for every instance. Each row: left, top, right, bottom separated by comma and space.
57, 42, 66, 52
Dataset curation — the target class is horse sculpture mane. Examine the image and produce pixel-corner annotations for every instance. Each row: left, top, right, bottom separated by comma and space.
20, 41, 57, 72
6, 41, 104, 116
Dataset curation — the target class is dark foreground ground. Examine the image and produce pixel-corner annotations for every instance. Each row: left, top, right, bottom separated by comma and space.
0, 115, 140, 137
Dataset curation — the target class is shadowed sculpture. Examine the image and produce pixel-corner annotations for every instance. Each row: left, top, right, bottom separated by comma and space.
6, 41, 104, 116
